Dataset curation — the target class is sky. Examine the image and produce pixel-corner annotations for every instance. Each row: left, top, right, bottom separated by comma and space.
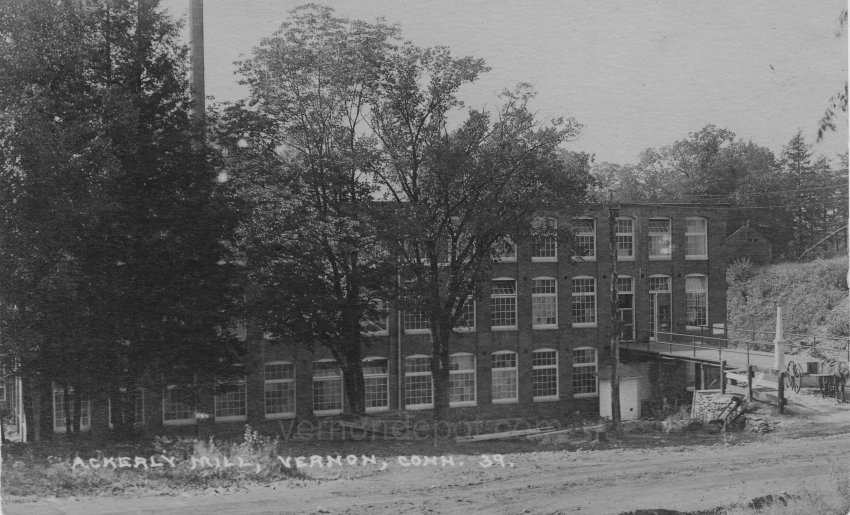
161, 0, 849, 166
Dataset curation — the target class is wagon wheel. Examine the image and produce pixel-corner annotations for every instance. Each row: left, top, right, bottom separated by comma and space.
785, 361, 803, 394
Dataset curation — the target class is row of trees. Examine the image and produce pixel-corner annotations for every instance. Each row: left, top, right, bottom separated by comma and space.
0, 1, 594, 434
222, 6, 594, 421
3, 2, 843, 435
592, 126, 848, 261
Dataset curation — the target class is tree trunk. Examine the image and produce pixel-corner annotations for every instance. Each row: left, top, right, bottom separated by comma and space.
431, 323, 451, 426
340, 344, 366, 416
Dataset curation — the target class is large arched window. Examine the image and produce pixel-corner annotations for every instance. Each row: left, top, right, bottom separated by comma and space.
686, 217, 708, 259
265, 361, 296, 419
648, 218, 672, 259
532, 276, 558, 329
312, 359, 343, 415
449, 353, 476, 406
532, 217, 558, 261
363, 357, 389, 412
616, 216, 635, 260
491, 351, 518, 403
404, 355, 433, 409
571, 276, 597, 327
214, 372, 247, 422
571, 218, 596, 260
532, 349, 559, 401
490, 278, 517, 330
572, 347, 598, 397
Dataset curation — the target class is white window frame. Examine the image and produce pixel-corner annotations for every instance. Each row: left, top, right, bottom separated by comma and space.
685, 274, 709, 330
532, 349, 559, 401
491, 351, 518, 404
616, 217, 635, 260
363, 356, 390, 412
53, 386, 91, 433
571, 276, 597, 327
264, 361, 296, 419
163, 382, 196, 426
312, 359, 344, 416
404, 355, 434, 410
572, 347, 598, 398
490, 278, 518, 331
648, 218, 672, 260
649, 274, 672, 341
449, 353, 477, 407
532, 276, 558, 329
617, 275, 635, 341
402, 311, 431, 335
497, 236, 517, 262
454, 297, 476, 332
214, 375, 248, 422
361, 300, 389, 336
532, 217, 558, 262
571, 218, 596, 261
685, 217, 708, 260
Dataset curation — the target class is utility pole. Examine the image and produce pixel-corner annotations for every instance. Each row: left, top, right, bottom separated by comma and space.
608, 191, 623, 438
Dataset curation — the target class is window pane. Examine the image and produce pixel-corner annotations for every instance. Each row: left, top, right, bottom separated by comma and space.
214, 380, 247, 418
533, 350, 558, 367
532, 368, 558, 398
649, 276, 670, 292
363, 358, 388, 376
572, 219, 595, 257
686, 218, 708, 257
405, 356, 431, 373
403, 312, 430, 331
491, 280, 516, 295
404, 356, 433, 408
265, 362, 294, 381
450, 354, 475, 371
572, 348, 597, 395
571, 278, 596, 325
686, 276, 707, 291
265, 381, 295, 415
491, 280, 517, 327
163, 385, 194, 422
648, 219, 670, 233
313, 377, 343, 412
449, 352, 477, 404
492, 368, 518, 401
687, 218, 706, 232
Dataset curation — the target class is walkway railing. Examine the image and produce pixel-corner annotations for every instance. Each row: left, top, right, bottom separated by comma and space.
621, 330, 850, 368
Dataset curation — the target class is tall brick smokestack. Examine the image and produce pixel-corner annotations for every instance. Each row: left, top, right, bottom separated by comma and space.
189, 0, 205, 130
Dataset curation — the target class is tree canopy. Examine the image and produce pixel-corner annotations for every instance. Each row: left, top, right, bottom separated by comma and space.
0, 0, 242, 435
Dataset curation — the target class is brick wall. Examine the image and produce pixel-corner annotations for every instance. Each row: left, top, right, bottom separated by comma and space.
49, 204, 731, 435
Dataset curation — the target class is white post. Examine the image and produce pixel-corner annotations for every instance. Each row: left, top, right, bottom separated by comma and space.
773, 306, 784, 371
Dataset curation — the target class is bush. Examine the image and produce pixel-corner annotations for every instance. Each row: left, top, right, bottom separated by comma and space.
2, 425, 304, 498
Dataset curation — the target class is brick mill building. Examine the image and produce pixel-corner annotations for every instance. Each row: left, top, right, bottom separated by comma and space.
45, 203, 728, 436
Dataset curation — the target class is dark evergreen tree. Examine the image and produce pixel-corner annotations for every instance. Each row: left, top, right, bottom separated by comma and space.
0, 0, 242, 438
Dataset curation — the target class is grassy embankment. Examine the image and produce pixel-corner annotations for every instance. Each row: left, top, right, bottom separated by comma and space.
727, 256, 849, 359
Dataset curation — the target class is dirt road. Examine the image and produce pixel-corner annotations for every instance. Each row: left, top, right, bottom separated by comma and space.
7, 432, 848, 515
